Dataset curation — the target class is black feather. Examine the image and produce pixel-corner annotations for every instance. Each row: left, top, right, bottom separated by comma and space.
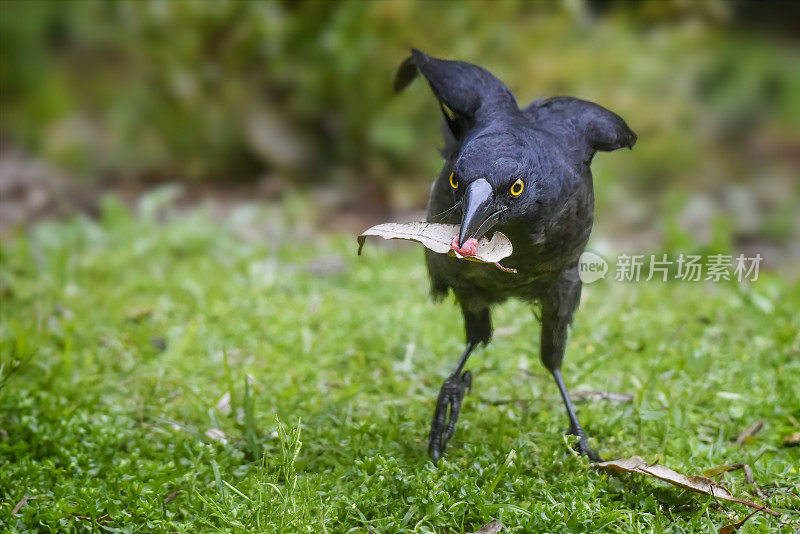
393, 54, 418, 93
394, 49, 517, 139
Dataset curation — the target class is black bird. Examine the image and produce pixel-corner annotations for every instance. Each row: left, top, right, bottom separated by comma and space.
393, 50, 637, 463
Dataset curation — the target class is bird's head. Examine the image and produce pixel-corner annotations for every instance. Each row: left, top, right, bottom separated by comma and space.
447, 132, 541, 248
394, 49, 637, 250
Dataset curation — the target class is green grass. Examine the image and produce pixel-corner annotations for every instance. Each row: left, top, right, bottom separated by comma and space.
1, 197, 798, 532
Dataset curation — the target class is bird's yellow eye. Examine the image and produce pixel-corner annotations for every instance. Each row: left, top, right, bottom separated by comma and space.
510, 178, 524, 197
449, 172, 459, 190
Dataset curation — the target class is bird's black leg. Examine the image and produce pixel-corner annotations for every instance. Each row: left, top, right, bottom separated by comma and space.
428, 305, 491, 463
428, 341, 476, 463
540, 270, 603, 462
552, 368, 602, 461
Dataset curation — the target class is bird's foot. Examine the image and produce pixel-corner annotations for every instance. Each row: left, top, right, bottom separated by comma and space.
576, 438, 604, 462
568, 427, 604, 462
428, 370, 472, 464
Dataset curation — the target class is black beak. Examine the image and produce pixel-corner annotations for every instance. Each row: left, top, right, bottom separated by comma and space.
458, 178, 501, 247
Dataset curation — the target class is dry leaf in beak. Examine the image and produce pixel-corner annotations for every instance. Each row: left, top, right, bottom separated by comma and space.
357, 222, 516, 272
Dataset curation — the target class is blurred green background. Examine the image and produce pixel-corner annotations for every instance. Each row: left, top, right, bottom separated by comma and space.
1, 0, 799, 269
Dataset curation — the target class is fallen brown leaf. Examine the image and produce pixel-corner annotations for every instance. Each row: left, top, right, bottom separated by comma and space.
468, 519, 503, 534
594, 456, 780, 517
357, 222, 516, 272
735, 420, 764, 445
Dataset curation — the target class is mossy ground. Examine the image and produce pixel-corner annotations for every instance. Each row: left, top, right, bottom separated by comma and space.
1, 199, 798, 532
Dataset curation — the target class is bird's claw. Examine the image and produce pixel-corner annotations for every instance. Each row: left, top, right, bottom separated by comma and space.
428, 370, 472, 464
576, 439, 603, 462
568, 426, 604, 462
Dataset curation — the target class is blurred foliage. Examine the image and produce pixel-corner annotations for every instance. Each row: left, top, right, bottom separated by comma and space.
1, 0, 798, 209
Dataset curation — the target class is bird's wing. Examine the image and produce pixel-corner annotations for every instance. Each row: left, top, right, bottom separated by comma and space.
522, 97, 637, 161
394, 49, 518, 141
